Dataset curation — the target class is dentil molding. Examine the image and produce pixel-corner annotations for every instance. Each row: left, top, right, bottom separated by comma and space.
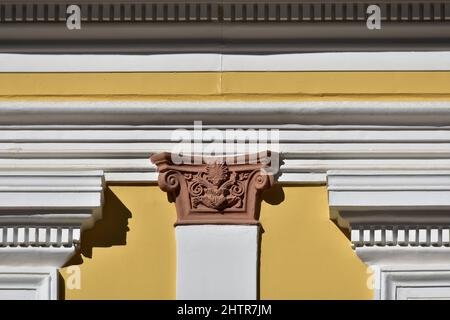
328, 170, 450, 299
0, 171, 104, 267
2, 1, 449, 24
0, 171, 103, 299
1, 1, 450, 52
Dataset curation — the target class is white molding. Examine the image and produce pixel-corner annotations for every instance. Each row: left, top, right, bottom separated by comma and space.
0, 171, 104, 229
328, 171, 450, 299
377, 268, 450, 300
0, 54, 221, 72
222, 52, 450, 71
5, 100, 450, 183
175, 225, 259, 300
0, 170, 104, 268
0, 268, 57, 300
328, 171, 450, 213
0, 171, 104, 299
328, 171, 450, 228
356, 247, 450, 269
328, 170, 450, 245
1, 52, 450, 72
4, 100, 450, 126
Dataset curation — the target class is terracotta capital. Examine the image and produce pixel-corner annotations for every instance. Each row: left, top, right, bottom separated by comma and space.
151, 152, 276, 225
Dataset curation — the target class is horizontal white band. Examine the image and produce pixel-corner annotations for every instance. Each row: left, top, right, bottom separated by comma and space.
3, 100, 450, 126
1, 100, 450, 184
1, 52, 450, 72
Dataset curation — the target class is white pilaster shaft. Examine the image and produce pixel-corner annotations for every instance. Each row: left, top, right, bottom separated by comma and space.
175, 225, 259, 300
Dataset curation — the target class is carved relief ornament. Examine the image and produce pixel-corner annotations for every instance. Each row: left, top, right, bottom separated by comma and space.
151, 152, 276, 225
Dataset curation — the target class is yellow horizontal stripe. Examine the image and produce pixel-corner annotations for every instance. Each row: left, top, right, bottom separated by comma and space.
0, 72, 450, 98
0, 73, 221, 96
222, 72, 450, 95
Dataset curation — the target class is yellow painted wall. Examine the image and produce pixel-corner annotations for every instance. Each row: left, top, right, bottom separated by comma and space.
259, 185, 373, 300
60, 184, 372, 300
61, 185, 177, 300
12, 70, 440, 299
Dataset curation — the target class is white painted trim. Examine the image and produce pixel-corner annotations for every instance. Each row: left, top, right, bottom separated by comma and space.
0, 171, 104, 299
328, 171, 450, 299
378, 268, 450, 300
328, 170, 450, 228
0, 54, 221, 72
1, 52, 450, 72
5, 99, 450, 183
175, 225, 259, 300
0, 268, 57, 300
0, 172, 103, 271
222, 52, 450, 71
328, 171, 450, 211
4, 100, 450, 126
0, 171, 104, 228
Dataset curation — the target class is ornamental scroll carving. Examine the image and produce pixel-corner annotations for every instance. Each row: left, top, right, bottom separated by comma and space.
151, 152, 276, 225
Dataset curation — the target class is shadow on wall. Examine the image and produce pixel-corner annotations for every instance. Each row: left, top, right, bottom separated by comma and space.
82, 187, 132, 258
331, 219, 351, 241
59, 184, 283, 300
60, 186, 132, 298
66, 187, 132, 264
262, 183, 285, 207
257, 184, 285, 299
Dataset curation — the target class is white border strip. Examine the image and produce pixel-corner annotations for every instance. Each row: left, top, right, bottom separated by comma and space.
223, 52, 450, 71
1, 52, 450, 72
3, 100, 450, 126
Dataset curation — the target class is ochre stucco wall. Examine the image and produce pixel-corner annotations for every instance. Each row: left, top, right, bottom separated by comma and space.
17, 70, 442, 299
61, 186, 177, 299
259, 186, 373, 299
61, 185, 372, 300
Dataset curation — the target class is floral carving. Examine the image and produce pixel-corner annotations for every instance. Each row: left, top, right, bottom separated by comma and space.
151, 152, 276, 225
184, 163, 245, 211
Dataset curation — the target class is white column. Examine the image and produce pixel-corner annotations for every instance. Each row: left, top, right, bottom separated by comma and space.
176, 225, 259, 300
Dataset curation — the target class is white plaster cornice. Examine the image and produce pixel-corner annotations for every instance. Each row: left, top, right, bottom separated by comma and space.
3, 101, 450, 184
0, 171, 104, 268
328, 170, 450, 299
0, 170, 104, 299
328, 170, 450, 251
4, 100, 450, 126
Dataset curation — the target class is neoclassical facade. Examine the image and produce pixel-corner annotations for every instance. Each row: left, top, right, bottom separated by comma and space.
0, 0, 450, 300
